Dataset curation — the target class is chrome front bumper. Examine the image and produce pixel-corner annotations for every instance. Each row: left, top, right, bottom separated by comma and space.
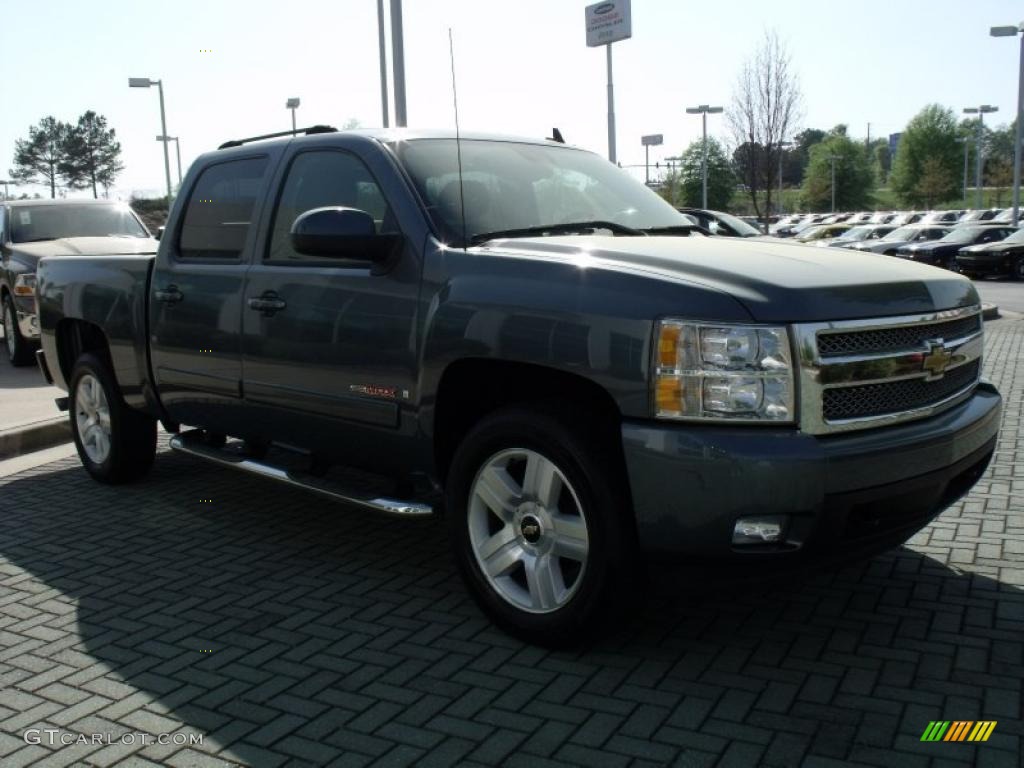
16, 308, 40, 340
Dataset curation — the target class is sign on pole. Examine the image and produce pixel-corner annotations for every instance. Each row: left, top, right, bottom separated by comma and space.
585, 1, 632, 47
641, 134, 663, 147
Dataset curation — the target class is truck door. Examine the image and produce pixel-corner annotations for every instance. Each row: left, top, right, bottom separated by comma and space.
240, 144, 421, 468
148, 153, 274, 430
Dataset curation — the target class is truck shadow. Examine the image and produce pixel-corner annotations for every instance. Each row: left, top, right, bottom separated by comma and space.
0, 449, 1020, 764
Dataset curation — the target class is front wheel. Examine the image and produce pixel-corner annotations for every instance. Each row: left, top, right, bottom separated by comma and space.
70, 353, 157, 484
2, 295, 34, 366
1013, 255, 1024, 282
446, 406, 637, 646
944, 256, 961, 273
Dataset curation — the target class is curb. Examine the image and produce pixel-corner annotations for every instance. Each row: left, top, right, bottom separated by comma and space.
981, 304, 1000, 321
0, 417, 72, 460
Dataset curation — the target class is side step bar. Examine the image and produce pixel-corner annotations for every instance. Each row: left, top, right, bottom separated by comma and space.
169, 432, 433, 517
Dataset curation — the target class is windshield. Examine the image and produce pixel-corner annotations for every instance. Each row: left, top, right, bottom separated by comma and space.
9, 204, 148, 243
395, 139, 692, 245
711, 211, 761, 236
937, 226, 993, 244
835, 226, 872, 241
1001, 228, 1024, 244
882, 226, 919, 241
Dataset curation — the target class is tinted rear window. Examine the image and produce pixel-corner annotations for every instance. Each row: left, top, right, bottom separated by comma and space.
178, 157, 268, 259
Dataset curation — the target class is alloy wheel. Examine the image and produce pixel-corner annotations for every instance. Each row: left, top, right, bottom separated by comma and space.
75, 374, 112, 464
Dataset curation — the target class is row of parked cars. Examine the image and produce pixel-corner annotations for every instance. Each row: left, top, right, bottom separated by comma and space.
677, 206, 1023, 281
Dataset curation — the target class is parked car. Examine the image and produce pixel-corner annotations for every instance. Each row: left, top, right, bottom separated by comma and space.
35, 127, 1000, 644
920, 211, 961, 225
958, 209, 1003, 225
957, 227, 1024, 280
0, 199, 156, 366
847, 224, 952, 255
794, 223, 854, 244
676, 208, 761, 237
868, 212, 896, 224
828, 224, 897, 249
889, 211, 925, 226
895, 224, 1016, 271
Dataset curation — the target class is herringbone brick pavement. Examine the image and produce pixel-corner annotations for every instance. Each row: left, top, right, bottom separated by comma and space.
0, 319, 1021, 767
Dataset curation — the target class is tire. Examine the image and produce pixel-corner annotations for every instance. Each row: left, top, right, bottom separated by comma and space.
961, 271, 978, 280
69, 353, 157, 484
445, 405, 638, 646
2, 295, 35, 366
1013, 255, 1024, 282
944, 255, 960, 273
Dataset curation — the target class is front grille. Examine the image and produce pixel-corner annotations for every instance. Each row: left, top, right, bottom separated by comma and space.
817, 314, 981, 358
823, 360, 980, 421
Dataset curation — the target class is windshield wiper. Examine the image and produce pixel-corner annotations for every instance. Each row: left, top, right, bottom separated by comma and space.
640, 224, 711, 237
15, 237, 57, 243
470, 220, 645, 245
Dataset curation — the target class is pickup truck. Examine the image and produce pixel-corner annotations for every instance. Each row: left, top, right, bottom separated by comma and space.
36, 127, 1001, 644
1, 199, 156, 365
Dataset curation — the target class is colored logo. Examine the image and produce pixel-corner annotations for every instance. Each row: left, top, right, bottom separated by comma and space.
920, 721, 997, 742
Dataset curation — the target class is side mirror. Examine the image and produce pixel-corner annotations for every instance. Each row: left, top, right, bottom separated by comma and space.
155, 226, 164, 241
290, 206, 401, 263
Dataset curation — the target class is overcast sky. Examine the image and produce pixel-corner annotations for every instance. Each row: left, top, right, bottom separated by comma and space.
1, 0, 1019, 199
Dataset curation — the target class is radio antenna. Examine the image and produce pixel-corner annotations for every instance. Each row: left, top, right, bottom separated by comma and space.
449, 28, 467, 250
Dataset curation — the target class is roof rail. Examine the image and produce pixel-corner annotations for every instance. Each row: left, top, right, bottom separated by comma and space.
218, 124, 338, 150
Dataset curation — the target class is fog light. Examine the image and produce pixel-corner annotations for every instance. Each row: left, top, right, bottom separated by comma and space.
733, 516, 787, 545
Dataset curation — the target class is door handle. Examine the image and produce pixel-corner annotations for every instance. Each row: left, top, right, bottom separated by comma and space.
154, 286, 184, 304
247, 292, 287, 316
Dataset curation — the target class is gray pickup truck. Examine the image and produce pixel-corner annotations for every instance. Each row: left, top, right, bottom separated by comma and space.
35, 127, 1001, 644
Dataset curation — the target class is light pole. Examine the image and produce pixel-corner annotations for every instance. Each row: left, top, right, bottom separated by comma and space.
685, 104, 723, 208
390, 0, 407, 127
829, 155, 840, 213
377, 0, 390, 128
777, 140, 792, 216
991, 22, 1024, 225
956, 137, 969, 203
963, 104, 998, 208
641, 134, 663, 185
157, 135, 182, 187
665, 156, 683, 205
286, 97, 300, 135
0, 180, 9, 200
129, 78, 172, 201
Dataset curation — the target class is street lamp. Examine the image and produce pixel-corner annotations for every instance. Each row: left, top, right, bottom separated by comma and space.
777, 140, 792, 216
829, 155, 841, 213
0, 180, 10, 200
955, 137, 969, 203
129, 78, 172, 201
156, 135, 182, 187
991, 22, 1023, 225
286, 97, 301, 135
685, 104, 723, 208
664, 155, 683, 205
963, 104, 998, 209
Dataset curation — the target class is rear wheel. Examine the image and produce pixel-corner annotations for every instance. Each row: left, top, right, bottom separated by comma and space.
70, 353, 157, 484
446, 406, 637, 646
2, 295, 34, 366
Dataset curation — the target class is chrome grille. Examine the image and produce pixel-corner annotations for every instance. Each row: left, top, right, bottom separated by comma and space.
794, 306, 983, 435
817, 314, 982, 358
823, 360, 980, 421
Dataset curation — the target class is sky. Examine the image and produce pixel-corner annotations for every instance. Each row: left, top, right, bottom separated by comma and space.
1, 0, 1019, 199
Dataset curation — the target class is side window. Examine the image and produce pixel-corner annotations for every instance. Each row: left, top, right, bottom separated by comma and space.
178, 157, 268, 260
267, 150, 396, 263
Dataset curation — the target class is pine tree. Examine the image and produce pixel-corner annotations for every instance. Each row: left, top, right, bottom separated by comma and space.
10, 117, 71, 198
61, 112, 124, 198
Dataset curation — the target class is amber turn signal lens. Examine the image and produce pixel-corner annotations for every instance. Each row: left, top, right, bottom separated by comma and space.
656, 376, 684, 416
658, 324, 681, 368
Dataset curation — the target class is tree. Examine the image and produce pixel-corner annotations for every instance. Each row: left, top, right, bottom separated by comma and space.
10, 117, 70, 198
61, 111, 124, 198
890, 105, 961, 207
675, 137, 736, 209
800, 131, 875, 212
916, 157, 954, 209
987, 160, 1013, 207
727, 30, 802, 228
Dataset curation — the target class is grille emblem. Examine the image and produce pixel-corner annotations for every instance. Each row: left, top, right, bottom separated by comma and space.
921, 340, 953, 379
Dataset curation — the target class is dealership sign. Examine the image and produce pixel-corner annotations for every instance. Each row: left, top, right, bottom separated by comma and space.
585, 0, 631, 47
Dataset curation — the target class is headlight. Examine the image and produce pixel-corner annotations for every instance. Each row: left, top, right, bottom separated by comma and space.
655, 321, 795, 422
13, 273, 36, 297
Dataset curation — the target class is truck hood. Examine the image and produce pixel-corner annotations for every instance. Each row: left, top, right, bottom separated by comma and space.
480, 235, 978, 323
10, 236, 157, 268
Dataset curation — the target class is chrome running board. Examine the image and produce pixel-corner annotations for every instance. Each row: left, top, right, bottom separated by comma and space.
169, 431, 433, 517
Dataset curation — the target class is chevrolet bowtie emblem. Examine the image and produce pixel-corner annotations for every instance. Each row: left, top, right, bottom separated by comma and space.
922, 340, 952, 379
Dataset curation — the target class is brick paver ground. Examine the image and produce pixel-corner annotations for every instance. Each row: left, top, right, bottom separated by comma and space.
0, 319, 1021, 768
